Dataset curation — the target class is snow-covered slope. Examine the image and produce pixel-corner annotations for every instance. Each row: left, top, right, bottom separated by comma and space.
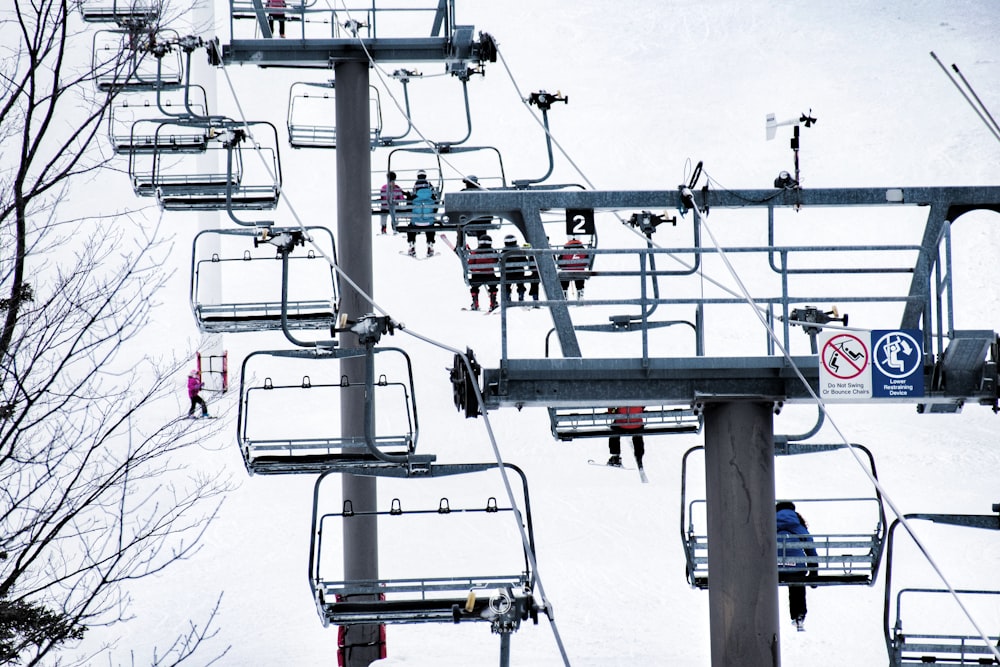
71, 1, 1000, 665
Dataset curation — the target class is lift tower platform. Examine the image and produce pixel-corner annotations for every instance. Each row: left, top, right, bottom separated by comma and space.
444, 184, 1000, 667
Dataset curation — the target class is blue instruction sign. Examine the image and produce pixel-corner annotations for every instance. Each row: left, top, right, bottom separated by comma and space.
871, 329, 924, 398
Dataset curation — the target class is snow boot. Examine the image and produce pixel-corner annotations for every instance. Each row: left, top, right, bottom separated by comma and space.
607, 455, 622, 467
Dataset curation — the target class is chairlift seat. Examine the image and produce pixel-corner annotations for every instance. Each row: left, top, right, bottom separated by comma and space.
157, 184, 280, 211
895, 633, 1000, 666
245, 442, 413, 476
685, 530, 883, 589
549, 406, 702, 440
194, 301, 337, 334
316, 576, 533, 627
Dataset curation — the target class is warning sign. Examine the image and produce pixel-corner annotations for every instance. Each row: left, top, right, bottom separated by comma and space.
818, 329, 924, 401
819, 332, 871, 400
871, 329, 924, 398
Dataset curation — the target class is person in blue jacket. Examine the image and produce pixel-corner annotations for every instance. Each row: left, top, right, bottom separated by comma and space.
406, 170, 437, 257
776, 501, 818, 631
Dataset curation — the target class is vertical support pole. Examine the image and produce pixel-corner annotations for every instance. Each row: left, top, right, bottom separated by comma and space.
499, 632, 511, 667
703, 401, 780, 667
335, 60, 381, 667
190, 0, 224, 392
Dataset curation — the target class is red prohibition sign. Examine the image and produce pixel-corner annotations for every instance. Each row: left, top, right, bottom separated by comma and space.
821, 333, 869, 379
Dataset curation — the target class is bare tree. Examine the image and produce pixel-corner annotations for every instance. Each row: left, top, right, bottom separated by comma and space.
1, 2, 230, 664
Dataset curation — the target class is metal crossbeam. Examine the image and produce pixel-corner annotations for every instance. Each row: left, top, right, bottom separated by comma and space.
444, 186, 1000, 412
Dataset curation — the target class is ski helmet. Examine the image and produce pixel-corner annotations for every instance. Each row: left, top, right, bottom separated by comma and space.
504, 234, 517, 247
479, 234, 493, 247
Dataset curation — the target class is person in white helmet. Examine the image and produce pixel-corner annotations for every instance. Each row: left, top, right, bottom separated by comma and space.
467, 234, 499, 311
501, 234, 538, 303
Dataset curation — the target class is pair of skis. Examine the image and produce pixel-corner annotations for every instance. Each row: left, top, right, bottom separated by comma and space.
588, 459, 648, 483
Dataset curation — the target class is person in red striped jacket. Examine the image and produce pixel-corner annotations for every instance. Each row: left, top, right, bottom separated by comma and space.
467, 234, 499, 311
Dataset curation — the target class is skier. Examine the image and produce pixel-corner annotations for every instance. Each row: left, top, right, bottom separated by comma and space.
266, 0, 287, 38
776, 501, 819, 631
558, 237, 589, 299
406, 170, 437, 257
378, 171, 407, 234
500, 235, 538, 303
467, 234, 499, 311
187, 370, 209, 418
607, 406, 644, 469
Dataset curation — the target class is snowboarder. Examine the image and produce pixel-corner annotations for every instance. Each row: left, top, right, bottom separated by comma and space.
776, 501, 819, 631
607, 406, 644, 469
187, 370, 209, 418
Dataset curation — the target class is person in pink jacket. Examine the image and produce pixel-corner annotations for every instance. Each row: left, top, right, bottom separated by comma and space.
187, 370, 209, 418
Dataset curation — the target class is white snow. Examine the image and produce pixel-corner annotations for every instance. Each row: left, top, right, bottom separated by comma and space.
63, 1, 1000, 665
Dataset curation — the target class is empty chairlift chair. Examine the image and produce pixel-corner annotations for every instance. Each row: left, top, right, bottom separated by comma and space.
109, 85, 212, 155
286, 80, 383, 149
91, 28, 183, 91
143, 119, 281, 211
189, 226, 338, 334
309, 463, 541, 640
237, 346, 424, 475
883, 508, 1000, 666
680, 443, 887, 590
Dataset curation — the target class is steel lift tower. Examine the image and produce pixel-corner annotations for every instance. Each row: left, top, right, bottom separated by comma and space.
444, 184, 1000, 667
222, 3, 496, 665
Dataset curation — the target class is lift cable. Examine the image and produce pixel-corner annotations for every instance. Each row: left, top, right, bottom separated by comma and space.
212, 38, 574, 667
495, 46, 791, 318
680, 186, 1000, 664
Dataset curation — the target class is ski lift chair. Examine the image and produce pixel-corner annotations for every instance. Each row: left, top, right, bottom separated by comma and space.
380, 146, 507, 234
309, 463, 540, 638
681, 443, 887, 590
286, 81, 382, 149
109, 85, 212, 154
883, 508, 1000, 666
889, 589, 1000, 666
189, 226, 338, 334
548, 405, 702, 441
92, 28, 183, 91
78, 0, 161, 24
150, 120, 282, 211
237, 346, 422, 475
